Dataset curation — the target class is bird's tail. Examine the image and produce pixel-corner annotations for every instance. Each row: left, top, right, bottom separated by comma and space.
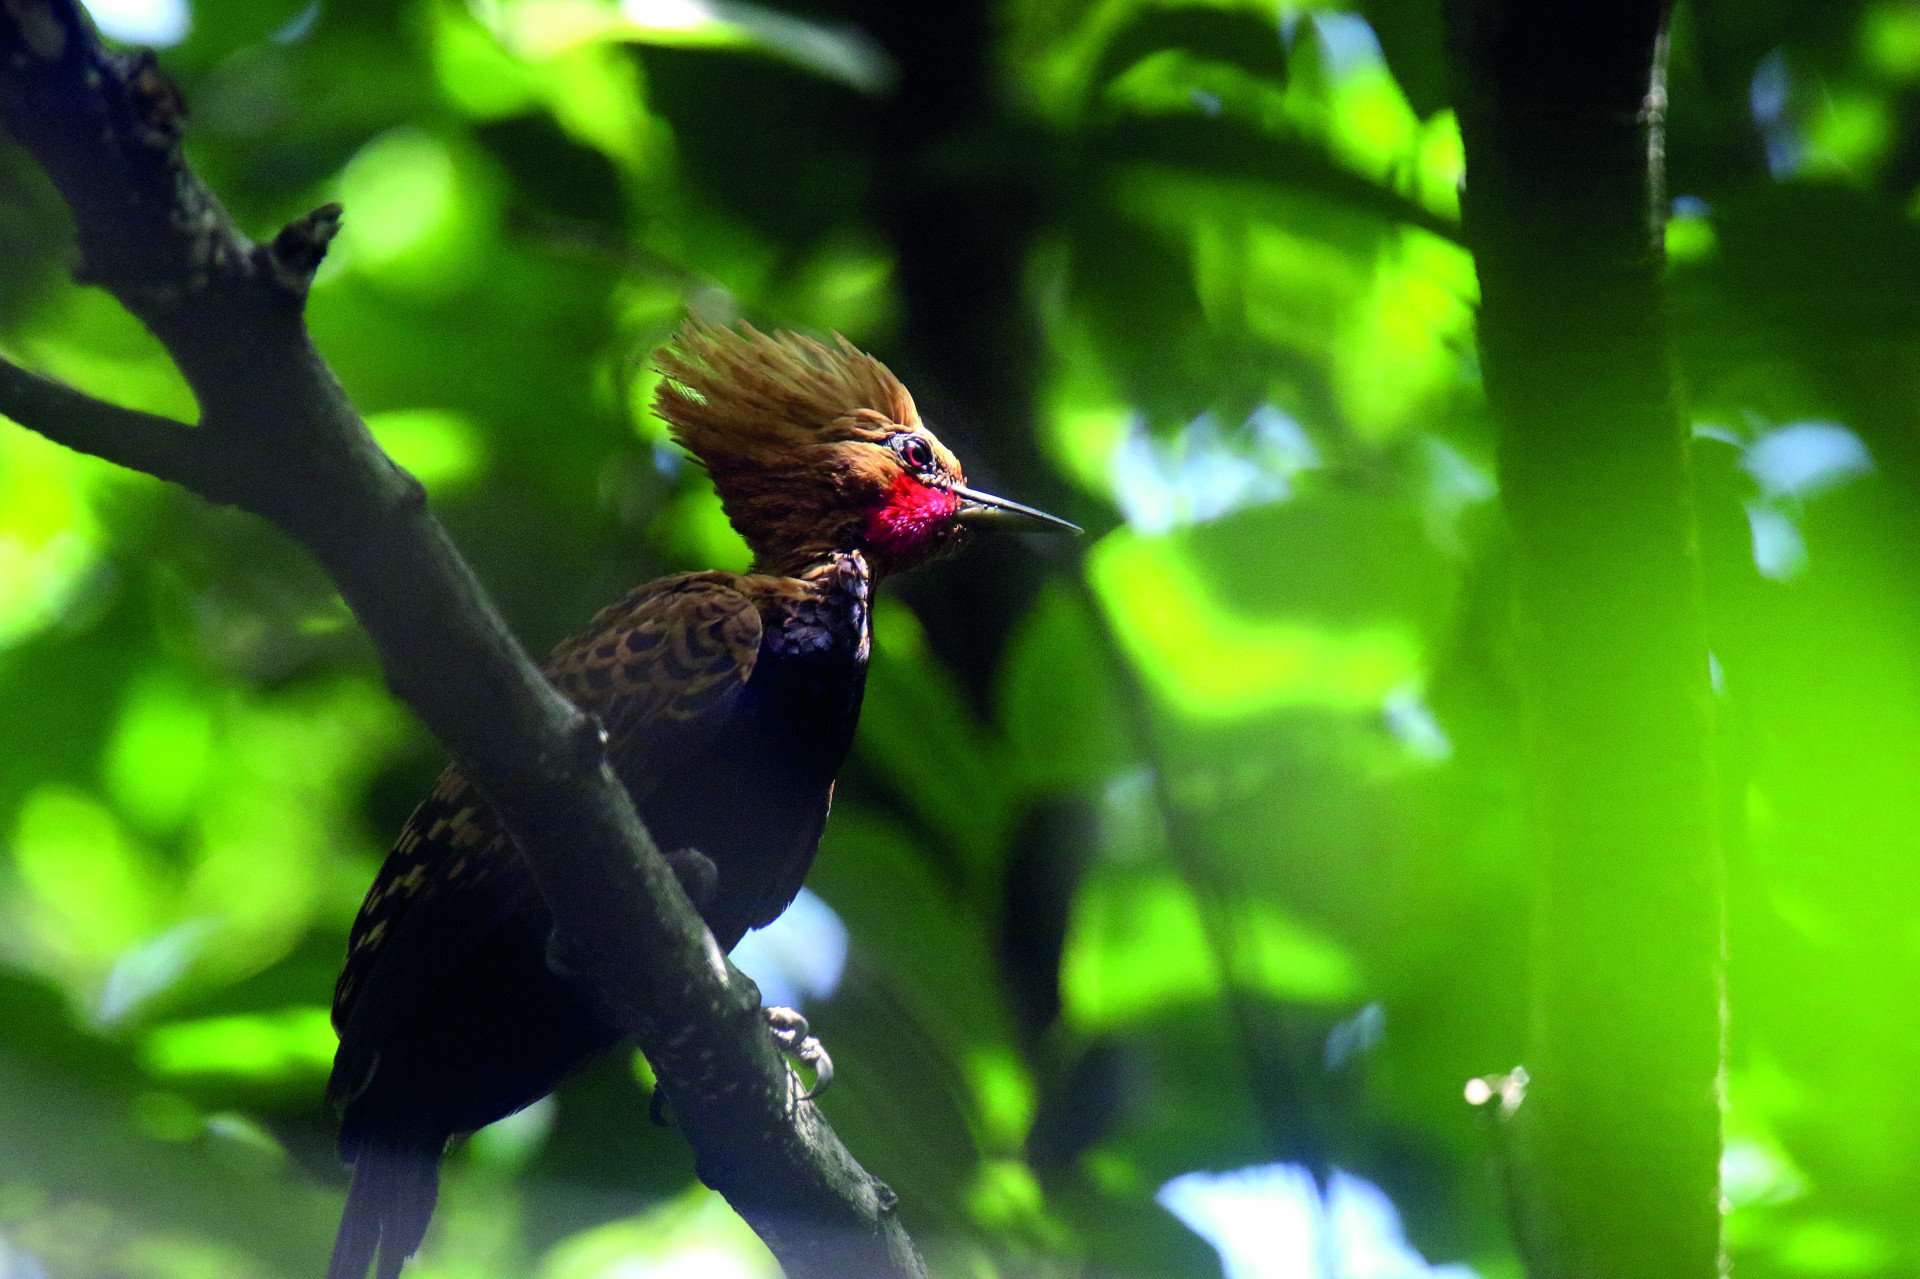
327, 1138, 442, 1279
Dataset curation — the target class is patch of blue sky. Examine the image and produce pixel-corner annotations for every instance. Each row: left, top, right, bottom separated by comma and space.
1160, 1162, 1480, 1279
1307, 10, 1388, 79
1742, 420, 1873, 501
730, 887, 848, 1012
1745, 501, 1807, 581
82, 0, 189, 47
1750, 49, 1803, 178
1694, 418, 1873, 581
1113, 406, 1319, 533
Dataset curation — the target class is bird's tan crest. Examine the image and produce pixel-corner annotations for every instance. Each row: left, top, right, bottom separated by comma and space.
651, 321, 956, 572
653, 321, 920, 461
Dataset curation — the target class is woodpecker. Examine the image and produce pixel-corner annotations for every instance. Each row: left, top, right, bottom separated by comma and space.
324, 322, 1077, 1279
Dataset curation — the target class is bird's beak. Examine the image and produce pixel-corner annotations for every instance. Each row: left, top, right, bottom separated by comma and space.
952, 484, 1082, 535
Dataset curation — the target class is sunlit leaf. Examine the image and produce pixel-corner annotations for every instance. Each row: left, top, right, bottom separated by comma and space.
1062, 864, 1359, 1034
1330, 228, 1476, 440
8, 786, 171, 994
1772, 1218, 1893, 1274
184, 680, 404, 979
649, 486, 753, 573
1865, 0, 1920, 78
1087, 6, 1288, 99
857, 601, 1013, 873
999, 582, 1133, 794
771, 235, 896, 338
967, 1158, 1065, 1244
485, 0, 894, 93
1088, 526, 1425, 719
432, 4, 550, 118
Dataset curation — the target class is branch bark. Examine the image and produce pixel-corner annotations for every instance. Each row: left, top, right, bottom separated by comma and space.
1447, 5, 1724, 1278
0, 5, 926, 1276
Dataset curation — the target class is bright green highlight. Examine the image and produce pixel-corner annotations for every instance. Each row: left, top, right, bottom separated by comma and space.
105, 674, 216, 834
1089, 527, 1421, 717
778, 237, 896, 337
1415, 111, 1466, 221
966, 1159, 1067, 1249
1667, 212, 1718, 264
433, 3, 661, 168
367, 409, 488, 491
1865, 0, 1920, 78
1802, 89, 1893, 176
181, 680, 402, 982
1320, 64, 1418, 186
1047, 399, 1133, 499
15, 287, 197, 420
469, 1097, 556, 1170
653, 486, 753, 573
968, 1047, 1038, 1150
542, 1187, 777, 1279
142, 1007, 338, 1081
431, 4, 547, 117
1332, 229, 1477, 440
545, 44, 657, 169
335, 128, 497, 293
1191, 210, 1363, 355
0, 426, 104, 651
1773, 1219, 1893, 1274
1036, 316, 1134, 497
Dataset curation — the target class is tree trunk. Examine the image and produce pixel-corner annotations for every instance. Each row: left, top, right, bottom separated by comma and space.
1448, 5, 1725, 1276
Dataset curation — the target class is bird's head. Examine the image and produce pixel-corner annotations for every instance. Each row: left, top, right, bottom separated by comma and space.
653, 322, 1077, 577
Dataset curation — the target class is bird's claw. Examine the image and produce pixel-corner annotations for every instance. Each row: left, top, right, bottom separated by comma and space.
765, 1005, 833, 1100
652, 1004, 829, 1120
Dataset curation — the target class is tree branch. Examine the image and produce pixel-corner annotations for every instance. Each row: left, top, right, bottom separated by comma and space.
0, 3, 926, 1275
0, 352, 225, 487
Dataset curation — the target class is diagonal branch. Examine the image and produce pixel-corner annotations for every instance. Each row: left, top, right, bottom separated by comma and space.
0, 3, 926, 1276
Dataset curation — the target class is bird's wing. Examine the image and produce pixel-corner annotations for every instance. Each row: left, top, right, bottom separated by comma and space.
329, 575, 763, 1098
542, 572, 765, 788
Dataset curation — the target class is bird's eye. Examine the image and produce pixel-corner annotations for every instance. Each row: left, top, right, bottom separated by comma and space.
892, 433, 936, 474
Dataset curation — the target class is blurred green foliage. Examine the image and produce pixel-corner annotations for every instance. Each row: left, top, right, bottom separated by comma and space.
2, 0, 1919, 1276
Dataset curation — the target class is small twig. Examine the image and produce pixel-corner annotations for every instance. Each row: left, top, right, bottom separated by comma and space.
265, 201, 343, 297
0, 353, 224, 490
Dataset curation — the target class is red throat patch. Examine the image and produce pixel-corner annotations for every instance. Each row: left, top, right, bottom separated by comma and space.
864, 473, 961, 560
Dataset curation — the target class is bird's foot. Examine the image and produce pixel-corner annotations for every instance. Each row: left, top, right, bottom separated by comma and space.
765, 1005, 833, 1100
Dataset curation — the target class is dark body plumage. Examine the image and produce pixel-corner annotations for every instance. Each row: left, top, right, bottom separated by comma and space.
326, 553, 871, 1279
